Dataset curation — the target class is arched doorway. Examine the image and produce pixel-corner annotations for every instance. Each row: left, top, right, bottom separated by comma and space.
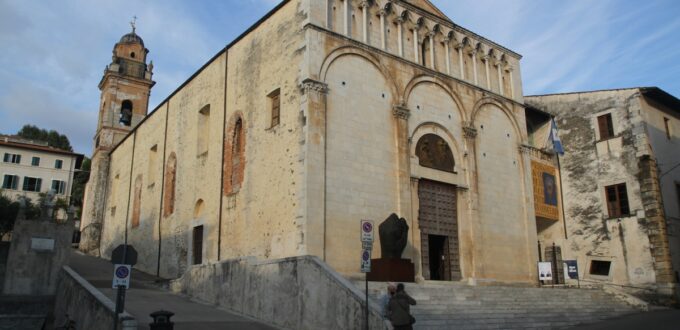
415, 134, 460, 281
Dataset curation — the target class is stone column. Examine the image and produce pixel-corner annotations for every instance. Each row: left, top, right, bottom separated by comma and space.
299, 79, 329, 259
471, 49, 478, 85
413, 28, 420, 64
379, 10, 387, 50
508, 66, 515, 99
428, 32, 435, 70
396, 17, 404, 57
456, 44, 465, 80
343, 0, 350, 36
392, 104, 412, 226
483, 55, 491, 90
462, 122, 479, 283
496, 61, 504, 96
361, 1, 369, 43
444, 38, 451, 75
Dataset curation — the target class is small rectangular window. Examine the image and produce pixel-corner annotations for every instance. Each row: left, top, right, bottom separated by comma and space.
269, 89, 281, 128
23, 177, 42, 192
597, 113, 615, 140
197, 105, 210, 156
589, 260, 611, 276
31, 157, 40, 166
2, 175, 19, 190
148, 144, 158, 185
605, 183, 630, 217
664, 117, 671, 140
55, 159, 63, 169
51, 180, 66, 194
3, 153, 21, 164
193, 225, 204, 265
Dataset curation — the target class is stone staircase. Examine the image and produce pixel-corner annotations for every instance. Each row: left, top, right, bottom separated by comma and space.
358, 281, 642, 329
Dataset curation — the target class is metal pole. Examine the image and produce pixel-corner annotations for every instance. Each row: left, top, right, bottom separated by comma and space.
113, 285, 126, 330
556, 153, 569, 239
365, 274, 369, 330
552, 242, 558, 285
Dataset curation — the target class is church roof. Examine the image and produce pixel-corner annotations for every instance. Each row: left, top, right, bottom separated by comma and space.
402, 0, 452, 22
119, 31, 144, 46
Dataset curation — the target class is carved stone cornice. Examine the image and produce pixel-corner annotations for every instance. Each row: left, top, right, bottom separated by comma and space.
300, 78, 328, 95
518, 144, 533, 155
360, 0, 370, 8
463, 122, 477, 139
392, 104, 411, 120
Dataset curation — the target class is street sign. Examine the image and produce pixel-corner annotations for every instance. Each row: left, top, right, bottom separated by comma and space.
538, 262, 552, 281
360, 248, 372, 273
360, 220, 374, 242
112, 264, 132, 289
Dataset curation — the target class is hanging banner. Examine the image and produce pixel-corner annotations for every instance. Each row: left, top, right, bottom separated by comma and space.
538, 262, 553, 281
563, 260, 579, 280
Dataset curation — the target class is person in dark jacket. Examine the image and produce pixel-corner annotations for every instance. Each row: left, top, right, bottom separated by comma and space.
387, 283, 417, 330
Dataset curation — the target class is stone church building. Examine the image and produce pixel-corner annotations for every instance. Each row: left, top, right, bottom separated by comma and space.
80, 0, 565, 285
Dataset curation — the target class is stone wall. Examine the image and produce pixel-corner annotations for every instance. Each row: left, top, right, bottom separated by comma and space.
53, 266, 137, 330
170, 255, 387, 330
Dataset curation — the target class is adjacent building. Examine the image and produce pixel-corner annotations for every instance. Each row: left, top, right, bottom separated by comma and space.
527, 87, 680, 300
0, 135, 83, 204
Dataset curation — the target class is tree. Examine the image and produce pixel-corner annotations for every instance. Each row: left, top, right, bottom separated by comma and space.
71, 156, 90, 210
16, 124, 73, 152
0, 192, 40, 238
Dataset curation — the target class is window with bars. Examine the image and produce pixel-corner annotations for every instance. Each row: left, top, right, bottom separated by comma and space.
55, 159, 63, 169
597, 113, 615, 140
605, 183, 630, 217
31, 157, 40, 166
51, 180, 66, 195
2, 175, 19, 190
23, 177, 42, 192
269, 89, 281, 128
3, 153, 21, 164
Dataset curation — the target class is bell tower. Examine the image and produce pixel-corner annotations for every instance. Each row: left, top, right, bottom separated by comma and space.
80, 19, 155, 255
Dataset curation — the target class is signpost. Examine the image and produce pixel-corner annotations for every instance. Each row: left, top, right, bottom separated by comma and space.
360, 220, 374, 330
111, 244, 137, 330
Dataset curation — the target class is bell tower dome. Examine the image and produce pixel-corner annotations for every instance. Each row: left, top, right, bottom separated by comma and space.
80, 19, 155, 256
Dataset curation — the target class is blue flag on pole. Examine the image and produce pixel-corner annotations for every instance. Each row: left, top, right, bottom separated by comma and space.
549, 119, 564, 155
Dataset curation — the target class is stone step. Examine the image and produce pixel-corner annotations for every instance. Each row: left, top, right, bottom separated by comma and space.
357, 280, 640, 329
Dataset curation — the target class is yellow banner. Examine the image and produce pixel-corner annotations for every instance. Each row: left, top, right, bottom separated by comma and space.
531, 161, 559, 220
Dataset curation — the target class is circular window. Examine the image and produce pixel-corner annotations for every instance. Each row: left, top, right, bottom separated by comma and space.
130, 52, 136, 58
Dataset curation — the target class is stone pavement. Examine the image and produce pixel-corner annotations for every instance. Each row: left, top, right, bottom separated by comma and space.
68, 250, 278, 330
574, 308, 680, 330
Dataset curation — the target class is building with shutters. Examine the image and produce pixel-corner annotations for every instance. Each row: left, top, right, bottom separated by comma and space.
0, 135, 83, 204
526, 88, 680, 300
80, 0, 569, 286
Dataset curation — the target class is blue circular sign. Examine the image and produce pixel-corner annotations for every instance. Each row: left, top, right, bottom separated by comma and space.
362, 222, 372, 233
362, 250, 370, 261
115, 266, 130, 279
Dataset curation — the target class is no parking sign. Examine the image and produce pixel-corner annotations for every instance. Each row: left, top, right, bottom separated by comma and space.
112, 264, 131, 289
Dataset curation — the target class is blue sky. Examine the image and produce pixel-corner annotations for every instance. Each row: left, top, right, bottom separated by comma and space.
0, 0, 678, 154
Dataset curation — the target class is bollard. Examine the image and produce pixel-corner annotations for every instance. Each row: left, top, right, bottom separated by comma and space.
149, 310, 174, 330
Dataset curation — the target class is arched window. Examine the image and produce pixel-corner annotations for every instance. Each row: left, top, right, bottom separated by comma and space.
223, 115, 246, 195
415, 134, 455, 172
163, 153, 177, 217
120, 100, 133, 126
132, 175, 143, 228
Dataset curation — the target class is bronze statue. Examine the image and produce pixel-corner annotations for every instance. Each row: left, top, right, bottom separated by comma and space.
379, 213, 409, 259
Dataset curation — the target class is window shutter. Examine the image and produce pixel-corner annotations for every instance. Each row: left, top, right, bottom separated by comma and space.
272, 94, 280, 126
597, 115, 609, 140
3, 153, 8, 162
36, 178, 42, 192
13, 175, 18, 189
16, 155, 21, 164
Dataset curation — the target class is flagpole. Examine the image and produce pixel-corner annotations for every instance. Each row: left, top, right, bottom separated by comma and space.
556, 152, 568, 240
550, 118, 569, 240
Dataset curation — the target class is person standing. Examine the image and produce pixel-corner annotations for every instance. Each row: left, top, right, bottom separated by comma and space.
387, 283, 417, 330
379, 282, 397, 318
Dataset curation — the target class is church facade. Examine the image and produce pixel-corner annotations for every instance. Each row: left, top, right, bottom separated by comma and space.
80, 0, 545, 284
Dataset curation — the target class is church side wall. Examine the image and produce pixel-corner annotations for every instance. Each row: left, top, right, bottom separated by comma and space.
219, 0, 307, 264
